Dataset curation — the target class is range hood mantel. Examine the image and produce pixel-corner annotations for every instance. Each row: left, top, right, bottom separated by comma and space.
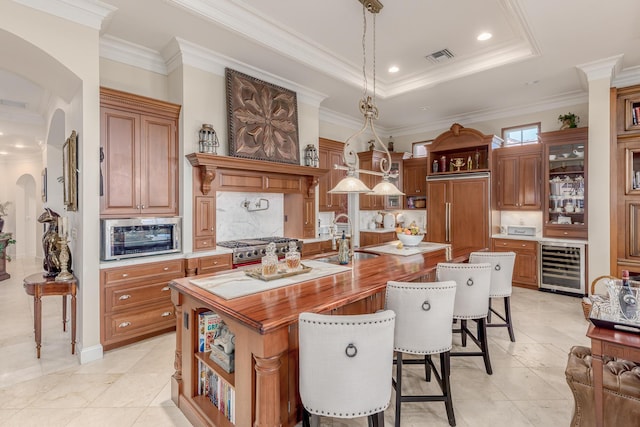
186, 152, 329, 195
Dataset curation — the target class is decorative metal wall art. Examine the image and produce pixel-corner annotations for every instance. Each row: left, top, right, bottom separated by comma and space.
63, 130, 78, 211
225, 68, 300, 165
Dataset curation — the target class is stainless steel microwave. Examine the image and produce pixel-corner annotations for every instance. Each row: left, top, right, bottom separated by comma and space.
101, 217, 182, 261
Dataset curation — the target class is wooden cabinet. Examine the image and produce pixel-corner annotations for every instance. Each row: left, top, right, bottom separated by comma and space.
194, 196, 215, 250
493, 144, 542, 210
302, 240, 334, 257
359, 151, 404, 210
427, 123, 501, 177
100, 258, 184, 350
403, 158, 427, 209
427, 177, 489, 258
318, 138, 347, 215
100, 87, 180, 217
184, 253, 233, 277
540, 127, 588, 239
303, 197, 316, 238
360, 231, 397, 247
617, 85, 640, 136
492, 238, 538, 289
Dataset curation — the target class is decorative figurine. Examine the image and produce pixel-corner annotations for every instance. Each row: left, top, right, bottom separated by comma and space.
37, 208, 62, 277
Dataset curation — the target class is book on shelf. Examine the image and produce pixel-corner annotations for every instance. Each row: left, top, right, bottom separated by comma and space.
198, 311, 223, 352
198, 360, 235, 422
633, 106, 640, 126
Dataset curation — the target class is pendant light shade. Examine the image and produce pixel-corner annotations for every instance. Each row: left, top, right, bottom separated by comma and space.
369, 176, 405, 196
328, 169, 372, 194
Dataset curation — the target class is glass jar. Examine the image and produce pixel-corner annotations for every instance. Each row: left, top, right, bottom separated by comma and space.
285, 241, 301, 271
261, 242, 278, 276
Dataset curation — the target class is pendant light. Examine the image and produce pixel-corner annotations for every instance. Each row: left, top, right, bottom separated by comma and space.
329, 0, 404, 197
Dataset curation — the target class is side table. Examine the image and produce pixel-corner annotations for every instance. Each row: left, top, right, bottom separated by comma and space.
23, 272, 78, 358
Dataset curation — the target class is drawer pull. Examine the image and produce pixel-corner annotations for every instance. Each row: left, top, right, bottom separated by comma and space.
161, 286, 170, 292
122, 273, 129, 278
213, 261, 218, 265
163, 267, 169, 271
161, 311, 173, 317
118, 321, 131, 328
118, 294, 131, 300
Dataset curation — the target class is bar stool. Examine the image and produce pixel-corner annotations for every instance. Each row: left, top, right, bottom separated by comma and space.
298, 310, 396, 427
436, 262, 493, 375
469, 251, 517, 342
385, 280, 457, 427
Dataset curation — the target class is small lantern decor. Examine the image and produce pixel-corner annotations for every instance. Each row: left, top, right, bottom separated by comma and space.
198, 124, 219, 154
304, 144, 318, 167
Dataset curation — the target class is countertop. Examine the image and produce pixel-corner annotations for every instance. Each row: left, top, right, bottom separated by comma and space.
99, 247, 233, 269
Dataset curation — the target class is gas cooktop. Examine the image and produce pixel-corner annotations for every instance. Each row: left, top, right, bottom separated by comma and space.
217, 237, 302, 266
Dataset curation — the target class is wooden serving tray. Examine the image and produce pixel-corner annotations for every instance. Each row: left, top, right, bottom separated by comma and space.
245, 264, 312, 281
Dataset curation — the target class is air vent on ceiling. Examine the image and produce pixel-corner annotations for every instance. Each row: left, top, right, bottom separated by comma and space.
0, 99, 27, 109
425, 48, 455, 64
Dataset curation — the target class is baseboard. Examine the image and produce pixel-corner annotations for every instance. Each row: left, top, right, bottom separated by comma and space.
78, 343, 104, 364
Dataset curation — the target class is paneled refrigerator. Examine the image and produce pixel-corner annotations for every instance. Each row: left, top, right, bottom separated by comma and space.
427, 172, 490, 258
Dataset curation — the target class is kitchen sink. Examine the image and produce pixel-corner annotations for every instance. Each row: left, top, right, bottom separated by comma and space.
313, 251, 379, 264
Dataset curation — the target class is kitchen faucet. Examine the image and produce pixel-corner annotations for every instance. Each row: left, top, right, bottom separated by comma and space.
331, 214, 354, 260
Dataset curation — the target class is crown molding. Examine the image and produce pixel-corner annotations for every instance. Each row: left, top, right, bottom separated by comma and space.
167, 0, 539, 100
12, 0, 116, 30
613, 65, 640, 89
100, 35, 168, 75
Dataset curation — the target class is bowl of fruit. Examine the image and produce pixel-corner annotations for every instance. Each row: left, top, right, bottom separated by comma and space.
395, 224, 424, 247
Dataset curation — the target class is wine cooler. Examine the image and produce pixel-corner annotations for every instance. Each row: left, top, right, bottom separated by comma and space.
539, 241, 586, 296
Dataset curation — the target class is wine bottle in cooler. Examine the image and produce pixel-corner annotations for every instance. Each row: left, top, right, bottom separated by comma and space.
618, 270, 637, 320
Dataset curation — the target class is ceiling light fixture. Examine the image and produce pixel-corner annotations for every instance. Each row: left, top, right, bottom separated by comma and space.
329, 0, 403, 197
477, 32, 492, 41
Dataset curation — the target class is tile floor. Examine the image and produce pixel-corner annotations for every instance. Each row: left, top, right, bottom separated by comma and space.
0, 257, 591, 426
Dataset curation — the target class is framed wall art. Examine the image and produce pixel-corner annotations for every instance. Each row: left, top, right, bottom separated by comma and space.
225, 68, 300, 165
62, 130, 78, 211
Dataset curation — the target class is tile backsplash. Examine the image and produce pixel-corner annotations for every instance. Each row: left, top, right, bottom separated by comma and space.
216, 192, 284, 241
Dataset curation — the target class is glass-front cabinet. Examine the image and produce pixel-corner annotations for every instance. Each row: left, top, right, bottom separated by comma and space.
540, 127, 588, 239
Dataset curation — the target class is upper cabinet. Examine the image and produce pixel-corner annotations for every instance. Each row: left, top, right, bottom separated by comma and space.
427, 123, 501, 177
493, 144, 542, 210
540, 127, 588, 239
100, 87, 181, 217
403, 157, 427, 209
318, 138, 348, 216
617, 84, 640, 137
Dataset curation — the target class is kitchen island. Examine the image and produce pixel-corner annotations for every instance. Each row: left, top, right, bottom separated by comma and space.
169, 246, 453, 427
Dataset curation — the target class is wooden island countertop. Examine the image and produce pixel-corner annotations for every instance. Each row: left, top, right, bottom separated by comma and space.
169, 246, 454, 427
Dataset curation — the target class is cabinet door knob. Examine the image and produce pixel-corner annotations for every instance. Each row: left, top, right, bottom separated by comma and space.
163, 267, 169, 271
202, 242, 208, 246
118, 294, 131, 300
161, 286, 170, 292
211, 228, 215, 231
122, 273, 129, 278
213, 261, 218, 265
563, 232, 568, 235
141, 205, 146, 209
161, 311, 172, 317
118, 321, 131, 328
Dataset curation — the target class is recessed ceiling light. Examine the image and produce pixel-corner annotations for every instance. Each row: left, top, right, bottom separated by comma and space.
15, 144, 24, 148
525, 80, 540, 86
388, 65, 399, 73
0, 132, 4, 136
477, 32, 492, 41
0, 151, 8, 155
419, 106, 431, 111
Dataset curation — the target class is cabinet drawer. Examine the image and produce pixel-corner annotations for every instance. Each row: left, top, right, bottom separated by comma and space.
103, 259, 184, 284
194, 237, 215, 250
493, 239, 536, 252
198, 254, 232, 275
104, 303, 176, 342
105, 281, 172, 313
303, 242, 322, 257
544, 227, 587, 239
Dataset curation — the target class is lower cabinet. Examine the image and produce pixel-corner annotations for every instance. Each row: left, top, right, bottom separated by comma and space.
302, 240, 334, 257
100, 258, 184, 350
360, 231, 397, 247
184, 253, 233, 277
491, 238, 538, 289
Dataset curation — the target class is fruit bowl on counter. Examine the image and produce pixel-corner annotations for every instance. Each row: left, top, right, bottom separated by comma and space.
396, 233, 425, 246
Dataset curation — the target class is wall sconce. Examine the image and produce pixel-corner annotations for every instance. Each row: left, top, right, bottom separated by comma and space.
198, 124, 219, 154
304, 144, 318, 167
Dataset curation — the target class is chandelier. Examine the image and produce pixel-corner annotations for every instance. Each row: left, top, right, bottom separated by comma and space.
328, 0, 404, 196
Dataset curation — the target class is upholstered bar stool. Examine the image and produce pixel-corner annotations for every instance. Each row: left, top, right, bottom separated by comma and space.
436, 262, 493, 375
385, 280, 457, 427
298, 310, 396, 427
469, 251, 517, 342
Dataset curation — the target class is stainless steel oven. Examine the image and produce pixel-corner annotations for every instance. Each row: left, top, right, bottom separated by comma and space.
101, 217, 182, 261
539, 240, 586, 296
